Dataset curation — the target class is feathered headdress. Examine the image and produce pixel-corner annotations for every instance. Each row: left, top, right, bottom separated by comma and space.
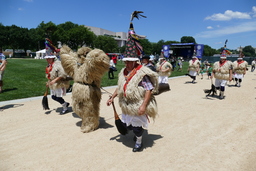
123, 11, 146, 61
45, 38, 59, 58
220, 39, 231, 59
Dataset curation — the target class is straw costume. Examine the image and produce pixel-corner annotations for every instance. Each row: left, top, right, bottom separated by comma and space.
60, 45, 109, 133
107, 11, 158, 152
155, 55, 172, 93
45, 38, 70, 114
212, 40, 233, 99
232, 47, 248, 87
187, 56, 200, 83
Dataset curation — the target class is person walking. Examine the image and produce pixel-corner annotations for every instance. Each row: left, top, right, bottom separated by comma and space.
232, 52, 248, 87
211, 43, 233, 99
186, 56, 200, 83
107, 11, 158, 152
141, 55, 156, 72
45, 38, 70, 114
108, 57, 116, 79
0, 48, 7, 93
251, 59, 256, 72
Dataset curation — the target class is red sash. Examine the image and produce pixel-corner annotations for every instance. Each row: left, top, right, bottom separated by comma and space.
45, 64, 53, 79
237, 60, 244, 66
123, 64, 142, 96
160, 61, 166, 70
219, 60, 227, 67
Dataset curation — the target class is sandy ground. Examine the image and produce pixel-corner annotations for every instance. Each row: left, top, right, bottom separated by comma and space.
1, 70, 256, 171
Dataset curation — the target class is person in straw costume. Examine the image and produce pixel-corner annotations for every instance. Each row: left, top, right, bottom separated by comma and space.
106, 11, 158, 152
44, 38, 70, 114
211, 40, 233, 99
186, 55, 200, 83
155, 53, 172, 84
232, 47, 248, 87
60, 44, 109, 133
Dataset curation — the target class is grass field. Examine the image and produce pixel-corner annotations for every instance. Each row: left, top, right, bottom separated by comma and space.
0, 59, 189, 102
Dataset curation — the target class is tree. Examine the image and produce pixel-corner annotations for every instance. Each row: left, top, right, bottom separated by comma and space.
54, 22, 96, 50
0, 23, 8, 49
36, 21, 57, 49
203, 45, 218, 56
28, 28, 41, 51
243, 45, 256, 57
7, 25, 30, 57
151, 39, 165, 55
180, 36, 196, 44
140, 39, 152, 55
94, 35, 118, 53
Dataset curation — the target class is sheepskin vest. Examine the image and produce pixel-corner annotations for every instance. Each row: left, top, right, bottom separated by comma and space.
117, 65, 158, 119
46, 60, 70, 90
233, 60, 248, 74
156, 61, 172, 76
188, 59, 200, 71
213, 60, 232, 80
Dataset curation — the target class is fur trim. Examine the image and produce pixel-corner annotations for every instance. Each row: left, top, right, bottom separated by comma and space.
117, 66, 158, 119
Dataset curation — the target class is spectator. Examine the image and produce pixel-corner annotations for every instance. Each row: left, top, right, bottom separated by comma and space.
251, 59, 256, 72
108, 57, 116, 79
0, 49, 7, 93
141, 55, 156, 72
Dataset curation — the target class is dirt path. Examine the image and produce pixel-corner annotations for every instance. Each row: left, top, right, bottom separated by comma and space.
1, 70, 256, 171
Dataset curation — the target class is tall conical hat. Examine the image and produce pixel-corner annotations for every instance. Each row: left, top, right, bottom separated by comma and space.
123, 11, 146, 62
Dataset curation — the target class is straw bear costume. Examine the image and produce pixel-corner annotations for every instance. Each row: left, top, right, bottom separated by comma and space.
60, 45, 110, 133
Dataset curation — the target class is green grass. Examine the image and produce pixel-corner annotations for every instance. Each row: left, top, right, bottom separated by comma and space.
0, 59, 188, 102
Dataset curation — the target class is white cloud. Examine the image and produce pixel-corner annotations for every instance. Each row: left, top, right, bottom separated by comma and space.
205, 10, 251, 21
195, 21, 256, 38
207, 26, 213, 29
18, 8, 24, 11
252, 6, 256, 17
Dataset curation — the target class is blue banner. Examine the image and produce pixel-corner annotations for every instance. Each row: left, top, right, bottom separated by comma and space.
195, 44, 204, 59
162, 45, 170, 58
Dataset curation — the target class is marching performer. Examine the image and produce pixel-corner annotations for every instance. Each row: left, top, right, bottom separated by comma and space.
155, 54, 172, 84
107, 11, 158, 152
232, 48, 248, 87
186, 56, 200, 83
211, 41, 233, 99
45, 38, 70, 114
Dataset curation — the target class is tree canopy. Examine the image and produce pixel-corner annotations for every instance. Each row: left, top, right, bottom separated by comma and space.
0, 21, 254, 57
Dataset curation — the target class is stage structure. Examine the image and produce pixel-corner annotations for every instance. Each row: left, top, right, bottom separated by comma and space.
162, 43, 204, 60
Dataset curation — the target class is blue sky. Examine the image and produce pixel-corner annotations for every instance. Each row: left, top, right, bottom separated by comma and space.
1, 0, 255, 50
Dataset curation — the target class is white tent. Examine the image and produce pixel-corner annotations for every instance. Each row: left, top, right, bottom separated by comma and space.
35, 49, 46, 59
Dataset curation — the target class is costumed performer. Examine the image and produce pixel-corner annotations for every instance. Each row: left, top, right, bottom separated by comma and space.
107, 11, 158, 152
45, 38, 70, 114
232, 48, 248, 87
155, 54, 172, 84
186, 56, 200, 83
60, 45, 110, 133
211, 40, 233, 99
